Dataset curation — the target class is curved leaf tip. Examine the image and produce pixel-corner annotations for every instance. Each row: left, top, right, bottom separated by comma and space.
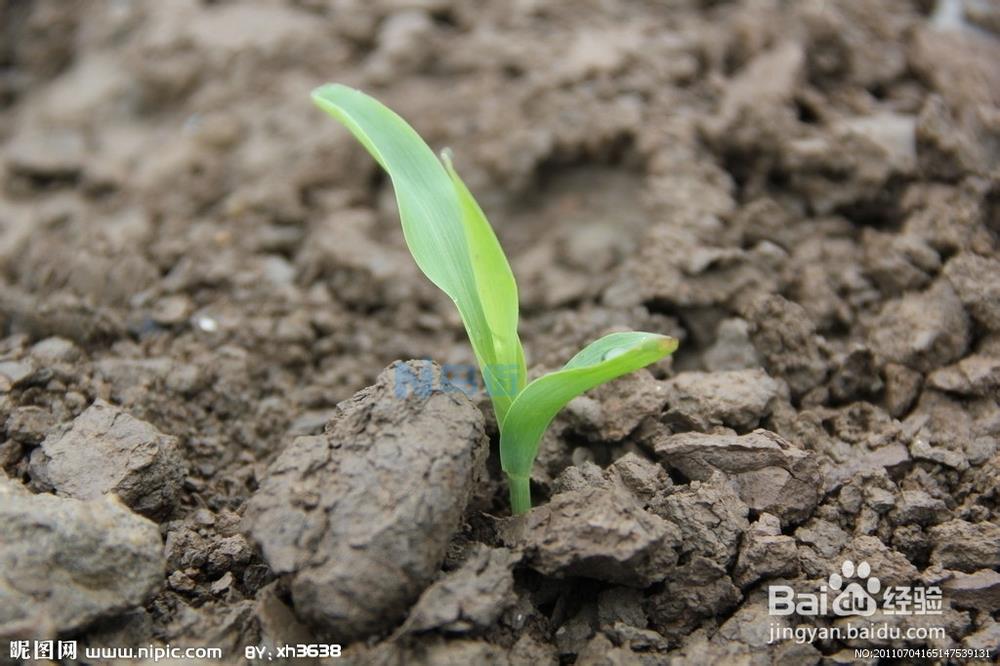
500, 331, 679, 512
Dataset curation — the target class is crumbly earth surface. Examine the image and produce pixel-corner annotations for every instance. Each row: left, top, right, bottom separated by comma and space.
1, 0, 998, 664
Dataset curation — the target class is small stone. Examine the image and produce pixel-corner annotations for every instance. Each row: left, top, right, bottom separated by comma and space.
0, 439, 23, 471
165, 363, 205, 395
902, 182, 992, 257
505, 484, 680, 587
193, 314, 219, 333
29, 337, 80, 365
151, 295, 193, 326
210, 571, 234, 596
571, 446, 596, 467
905, 389, 997, 466
884, 363, 923, 417
0, 359, 36, 387
703, 41, 804, 153
662, 368, 781, 431
5, 130, 86, 179
868, 280, 971, 373
929, 520, 1000, 572
262, 257, 297, 288
29, 400, 185, 517
557, 26, 642, 82
865, 487, 896, 513
193, 508, 216, 526
565, 370, 668, 442
890, 490, 948, 526
944, 253, 1000, 332
93, 357, 173, 400
168, 570, 196, 593
916, 95, 990, 179
510, 634, 559, 664
164, 526, 208, 571
828, 347, 883, 403
653, 429, 820, 525
653, 474, 749, 571
646, 570, 741, 635
551, 461, 606, 495
366, 10, 434, 84
796, 518, 851, 560
942, 569, 1000, 612
555, 606, 597, 657
927, 354, 1000, 397
715, 597, 820, 661
840, 535, 919, 589
734, 514, 799, 587
206, 535, 252, 575
910, 436, 968, 471
837, 112, 916, 175
5, 406, 56, 444
607, 452, 669, 501
605, 623, 670, 652
839, 484, 864, 514
967, 436, 997, 467
743, 295, 827, 398
402, 546, 520, 634
704, 318, 760, 372
0, 476, 163, 635
863, 230, 939, 296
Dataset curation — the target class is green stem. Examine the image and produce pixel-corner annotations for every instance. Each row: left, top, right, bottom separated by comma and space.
508, 475, 532, 515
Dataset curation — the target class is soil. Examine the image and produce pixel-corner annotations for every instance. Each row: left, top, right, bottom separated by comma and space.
1, 0, 999, 664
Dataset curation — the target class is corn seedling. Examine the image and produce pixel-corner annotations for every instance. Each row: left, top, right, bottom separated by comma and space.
312, 84, 678, 514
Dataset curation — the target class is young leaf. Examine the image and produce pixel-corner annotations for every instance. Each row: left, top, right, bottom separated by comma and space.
311, 84, 526, 419
442, 151, 527, 401
500, 332, 678, 514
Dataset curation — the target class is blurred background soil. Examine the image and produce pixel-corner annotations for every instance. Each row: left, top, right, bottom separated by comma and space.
0, 0, 998, 663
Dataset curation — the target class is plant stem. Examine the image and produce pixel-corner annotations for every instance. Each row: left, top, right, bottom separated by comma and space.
508, 475, 531, 515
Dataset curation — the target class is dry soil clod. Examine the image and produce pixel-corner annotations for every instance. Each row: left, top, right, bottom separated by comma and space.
653, 429, 821, 525
0, 476, 164, 638
28, 398, 185, 517
243, 361, 488, 641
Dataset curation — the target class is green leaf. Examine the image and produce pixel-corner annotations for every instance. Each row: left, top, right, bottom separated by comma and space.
499, 332, 678, 498
311, 83, 526, 420
442, 150, 527, 403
